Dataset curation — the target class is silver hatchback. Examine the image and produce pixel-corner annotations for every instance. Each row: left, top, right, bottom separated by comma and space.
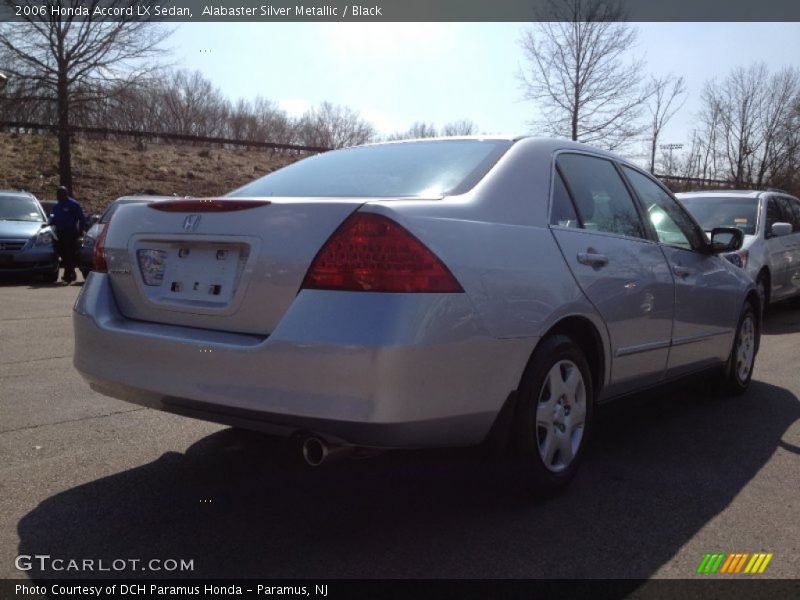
73, 138, 760, 492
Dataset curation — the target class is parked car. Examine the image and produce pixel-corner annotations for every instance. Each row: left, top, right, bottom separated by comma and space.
677, 190, 800, 307
73, 138, 760, 492
39, 200, 57, 221
0, 190, 59, 282
79, 196, 173, 278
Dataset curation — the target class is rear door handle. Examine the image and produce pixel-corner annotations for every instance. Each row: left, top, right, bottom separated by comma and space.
673, 265, 691, 278
577, 251, 609, 267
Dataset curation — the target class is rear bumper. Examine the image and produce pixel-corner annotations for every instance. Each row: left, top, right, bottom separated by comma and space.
73, 273, 535, 448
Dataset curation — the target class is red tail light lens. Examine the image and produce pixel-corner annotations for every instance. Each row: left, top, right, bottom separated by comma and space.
302, 212, 463, 293
93, 221, 110, 273
147, 199, 271, 212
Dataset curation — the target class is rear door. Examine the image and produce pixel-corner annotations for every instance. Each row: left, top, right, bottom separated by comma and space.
550, 152, 674, 397
764, 196, 794, 300
775, 196, 800, 298
620, 166, 741, 374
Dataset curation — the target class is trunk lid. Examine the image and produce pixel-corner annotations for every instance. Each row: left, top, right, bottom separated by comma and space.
102, 198, 366, 335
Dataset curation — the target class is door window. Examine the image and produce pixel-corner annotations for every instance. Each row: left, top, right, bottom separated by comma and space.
790, 198, 800, 232
549, 171, 580, 228
776, 197, 800, 233
556, 153, 645, 239
621, 166, 701, 250
765, 197, 783, 238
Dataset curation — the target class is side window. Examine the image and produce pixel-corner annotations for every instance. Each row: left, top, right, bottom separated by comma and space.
549, 171, 580, 228
556, 153, 645, 239
790, 199, 800, 233
621, 166, 700, 250
765, 197, 783, 238
777, 197, 800, 233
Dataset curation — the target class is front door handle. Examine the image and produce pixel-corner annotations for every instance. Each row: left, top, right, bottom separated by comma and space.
673, 265, 691, 278
577, 251, 609, 267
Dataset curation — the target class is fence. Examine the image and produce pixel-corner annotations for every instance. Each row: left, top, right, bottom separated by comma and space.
0, 121, 330, 154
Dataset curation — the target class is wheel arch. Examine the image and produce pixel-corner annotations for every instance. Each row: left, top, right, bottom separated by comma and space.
539, 315, 607, 402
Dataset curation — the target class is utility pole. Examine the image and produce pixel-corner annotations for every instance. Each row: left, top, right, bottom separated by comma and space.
659, 143, 683, 176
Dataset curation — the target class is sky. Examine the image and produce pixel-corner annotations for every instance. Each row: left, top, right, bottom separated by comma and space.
169, 22, 800, 162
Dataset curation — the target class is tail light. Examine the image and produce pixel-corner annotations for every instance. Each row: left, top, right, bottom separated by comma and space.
147, 199, 271, 212
301, 212, 463, 293
93, 220, 110, 273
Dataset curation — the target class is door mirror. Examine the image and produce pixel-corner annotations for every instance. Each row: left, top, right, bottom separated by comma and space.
770, 222, 792, 238
709, 227, 744, 253
88, 214, 101, 227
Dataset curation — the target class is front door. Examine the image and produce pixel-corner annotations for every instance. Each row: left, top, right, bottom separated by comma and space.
621, 166, 740, 375
550, 153, 674, 397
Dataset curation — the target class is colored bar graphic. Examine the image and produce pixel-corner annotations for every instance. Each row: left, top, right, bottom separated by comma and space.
758, 554, 774, 573
720, 554, 736, 573
735, 553, 749, 573
698, 552, 773, 574
697, 554, 711, 574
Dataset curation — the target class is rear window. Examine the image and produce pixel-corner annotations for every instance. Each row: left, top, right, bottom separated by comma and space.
0, 194, 44, 222
228, 140, 513, 198
678, 196, 759, 235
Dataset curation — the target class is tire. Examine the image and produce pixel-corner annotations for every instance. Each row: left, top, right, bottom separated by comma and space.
41, 269, 59, 283
511, 334, 594, 494
720, 302, 759, 395
756, 272, 769, 313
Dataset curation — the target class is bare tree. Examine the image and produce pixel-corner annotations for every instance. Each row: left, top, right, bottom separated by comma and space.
441, 119, 478, 136
645, 74, 686, 173
518, 0, 649, 150
698, 63, 800, 188
0, 0, 172, 191
296, 102, 375, 149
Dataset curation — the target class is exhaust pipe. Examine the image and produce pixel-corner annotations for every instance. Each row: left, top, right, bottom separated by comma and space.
301, 436, 353, 467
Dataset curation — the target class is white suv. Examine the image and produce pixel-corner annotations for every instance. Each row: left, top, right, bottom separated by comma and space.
677, 190, 800, 306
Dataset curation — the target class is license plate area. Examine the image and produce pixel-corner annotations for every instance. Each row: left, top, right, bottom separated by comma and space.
134, 240, 249, 309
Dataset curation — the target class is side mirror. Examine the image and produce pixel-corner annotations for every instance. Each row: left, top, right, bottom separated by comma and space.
88, 214, 101, 226
770, 222, 793, 238
709, 227, 744, 253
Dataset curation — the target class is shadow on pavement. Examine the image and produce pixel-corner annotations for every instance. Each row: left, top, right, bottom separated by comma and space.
763, 298, 800, 335
17, 379, 799, 582
0, 272, 85, 289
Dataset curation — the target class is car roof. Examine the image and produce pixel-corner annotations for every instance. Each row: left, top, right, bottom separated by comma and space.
676, 190, 763, 199
357, 135, 629, 165
0, 190, 37, 198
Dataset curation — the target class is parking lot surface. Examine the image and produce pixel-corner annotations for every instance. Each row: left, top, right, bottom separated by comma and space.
1, 276, 798, 580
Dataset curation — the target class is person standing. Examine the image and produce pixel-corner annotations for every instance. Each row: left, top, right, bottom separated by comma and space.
49, 185, 86, 283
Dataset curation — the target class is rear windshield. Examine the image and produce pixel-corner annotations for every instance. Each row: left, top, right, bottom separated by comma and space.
228, 140, 513, 198
0, 195, 44, 222
678, 196, 759, 235
101, 199, 148, 223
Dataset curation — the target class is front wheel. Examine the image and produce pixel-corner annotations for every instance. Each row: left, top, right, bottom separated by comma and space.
511, 334, 594, 494
720, 302, 758, 395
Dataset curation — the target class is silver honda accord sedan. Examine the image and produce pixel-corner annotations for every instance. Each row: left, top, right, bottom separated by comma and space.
73, 137, 760, 492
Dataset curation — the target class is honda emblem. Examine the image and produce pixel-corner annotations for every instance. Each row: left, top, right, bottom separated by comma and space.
183, 214, 201, 232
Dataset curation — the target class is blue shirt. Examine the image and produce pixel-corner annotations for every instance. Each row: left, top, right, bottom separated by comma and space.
49, 197, 86, 232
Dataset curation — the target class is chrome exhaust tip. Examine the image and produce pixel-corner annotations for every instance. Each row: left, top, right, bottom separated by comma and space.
301, 436, 353, 467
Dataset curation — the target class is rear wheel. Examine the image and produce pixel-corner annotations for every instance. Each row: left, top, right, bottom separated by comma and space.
511, 334, 594, 494
720, 302, 758, 395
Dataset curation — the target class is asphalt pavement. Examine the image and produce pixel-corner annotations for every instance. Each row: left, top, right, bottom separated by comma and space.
1, 274, 798, 582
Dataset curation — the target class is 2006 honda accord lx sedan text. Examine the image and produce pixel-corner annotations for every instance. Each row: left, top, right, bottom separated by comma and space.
73, 137, 761, 492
